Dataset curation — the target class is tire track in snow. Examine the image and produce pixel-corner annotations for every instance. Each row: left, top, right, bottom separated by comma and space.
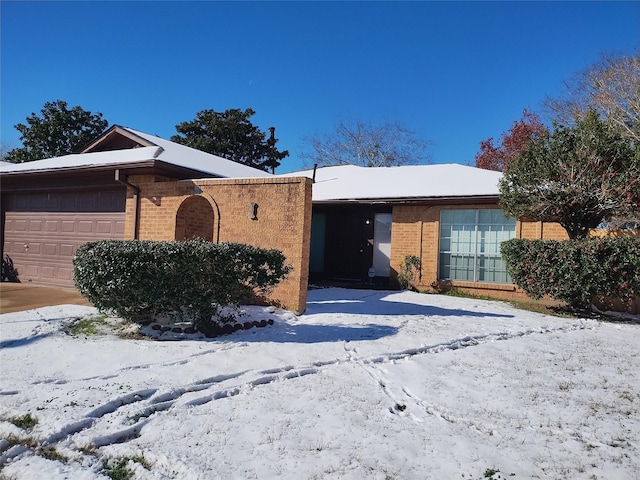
40, 322, 587, 451
40, 364, 334, 451
64, 343, 246, 383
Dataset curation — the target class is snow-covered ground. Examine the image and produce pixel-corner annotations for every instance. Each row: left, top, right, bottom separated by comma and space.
1, 288, 638, 480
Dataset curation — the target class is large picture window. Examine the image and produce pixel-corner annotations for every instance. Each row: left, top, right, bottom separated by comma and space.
439, 209, 516, 284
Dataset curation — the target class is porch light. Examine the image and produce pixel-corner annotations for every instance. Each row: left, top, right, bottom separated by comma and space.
250, 203, 259, 220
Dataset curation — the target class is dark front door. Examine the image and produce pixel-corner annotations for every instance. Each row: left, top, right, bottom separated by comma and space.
325, 208, 373, 281
312, 205, 393, 282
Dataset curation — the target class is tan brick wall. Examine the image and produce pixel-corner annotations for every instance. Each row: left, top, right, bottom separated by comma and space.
123, 176, 312, 314
390, 205, 440, 288
518, 220, 569, 241
390, 204, 569, 301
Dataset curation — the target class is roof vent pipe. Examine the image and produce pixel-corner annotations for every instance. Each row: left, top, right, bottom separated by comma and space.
312, 163, 318, 183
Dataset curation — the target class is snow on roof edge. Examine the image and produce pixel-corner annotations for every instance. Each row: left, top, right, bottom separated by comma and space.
0, 147, 162, 173
279, 164, 503, 201
121, 127, 273, 178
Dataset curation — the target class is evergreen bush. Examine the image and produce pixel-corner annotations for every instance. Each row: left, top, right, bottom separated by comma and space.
501, 237, 640, 308
73, 239, 291, 331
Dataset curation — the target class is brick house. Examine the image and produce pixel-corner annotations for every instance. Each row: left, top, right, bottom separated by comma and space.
1, 126, 574, 313
1, 126, 312, 313
283, 164, 568, 301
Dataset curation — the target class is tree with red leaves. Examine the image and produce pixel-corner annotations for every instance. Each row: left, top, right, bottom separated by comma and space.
475, 109, 549, 171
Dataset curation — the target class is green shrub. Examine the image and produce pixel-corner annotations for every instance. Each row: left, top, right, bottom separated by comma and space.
397, 255, 422, 290
501, 237, 640, 308
73, 239, 291, 330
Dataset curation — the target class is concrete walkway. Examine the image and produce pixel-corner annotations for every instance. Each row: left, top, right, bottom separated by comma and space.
0, 283, 93, 314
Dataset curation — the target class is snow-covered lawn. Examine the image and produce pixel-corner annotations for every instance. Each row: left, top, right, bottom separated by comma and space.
1, 288, 638, 480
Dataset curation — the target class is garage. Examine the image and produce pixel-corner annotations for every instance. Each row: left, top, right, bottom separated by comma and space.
2, 190, 126, 287
4, 212, 125, 287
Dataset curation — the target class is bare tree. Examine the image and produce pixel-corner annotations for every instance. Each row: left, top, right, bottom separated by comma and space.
1, 142, 15, 162
301, 119, 431, 167
544, 52, 640, 143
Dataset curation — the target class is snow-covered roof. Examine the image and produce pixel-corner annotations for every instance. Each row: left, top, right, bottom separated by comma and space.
0, 147, 163, 173
0, 126, 272, 178
282, 164, 502, 202
122, 127, 272, 178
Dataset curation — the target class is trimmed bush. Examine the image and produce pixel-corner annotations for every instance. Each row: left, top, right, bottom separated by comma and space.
501, 237, 640, 309
73, 239, 292, 330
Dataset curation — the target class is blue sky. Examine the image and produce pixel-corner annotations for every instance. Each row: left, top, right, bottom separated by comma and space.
1, 1, 638, 173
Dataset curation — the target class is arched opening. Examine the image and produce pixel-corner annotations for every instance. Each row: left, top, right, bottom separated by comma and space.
175, 195, 215, 241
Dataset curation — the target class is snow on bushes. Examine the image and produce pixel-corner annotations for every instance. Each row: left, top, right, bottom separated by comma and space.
72, 239, 292, 332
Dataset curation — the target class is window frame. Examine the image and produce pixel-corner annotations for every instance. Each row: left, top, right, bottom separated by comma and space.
438, 208, 516, 284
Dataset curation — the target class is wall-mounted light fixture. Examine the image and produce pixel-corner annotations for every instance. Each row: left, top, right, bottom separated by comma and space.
250, 202, 259, 220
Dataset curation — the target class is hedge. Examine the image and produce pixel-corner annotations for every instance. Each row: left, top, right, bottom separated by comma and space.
500, 236, 640, 309
73, 239, 292, 330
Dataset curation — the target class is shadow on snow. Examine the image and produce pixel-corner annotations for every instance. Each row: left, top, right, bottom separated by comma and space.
237, 322, 399, 344
304, 288, 514, 319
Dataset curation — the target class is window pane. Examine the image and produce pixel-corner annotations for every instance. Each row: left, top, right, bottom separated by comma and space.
439, 209, 516, 284
442, 209, 475, 224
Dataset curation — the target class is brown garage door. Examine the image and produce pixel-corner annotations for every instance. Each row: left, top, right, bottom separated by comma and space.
3, 212, 125, 287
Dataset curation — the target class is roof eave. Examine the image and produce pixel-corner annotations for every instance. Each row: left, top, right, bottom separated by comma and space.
312, 195, 500, 205
0, 159, 223, 181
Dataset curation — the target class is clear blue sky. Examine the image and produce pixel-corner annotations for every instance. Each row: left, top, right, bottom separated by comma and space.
1, 1, 638, 173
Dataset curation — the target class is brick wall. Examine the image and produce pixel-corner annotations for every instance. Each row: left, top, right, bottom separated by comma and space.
124, 176, 312, 314
518, 220, 569, 241
390, 203, 569, 301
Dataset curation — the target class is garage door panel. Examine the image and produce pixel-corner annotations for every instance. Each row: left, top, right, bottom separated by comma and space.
60, 244, 75, 256
12, 219, 28, 231
3, 212, 125, 287
96, 221, 117, 234
61, 221, 76, 233
78, 221, 93, 233
58, 267, 73, 281
26, 242, 42, 254
28, 220, 43, 232
24, 265, 39, 278
41, 266, 56, 279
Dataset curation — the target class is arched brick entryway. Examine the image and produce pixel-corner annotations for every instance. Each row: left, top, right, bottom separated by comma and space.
175, 195, 215, 241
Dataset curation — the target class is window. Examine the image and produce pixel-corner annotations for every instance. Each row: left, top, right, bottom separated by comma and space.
439, 209, 516, 284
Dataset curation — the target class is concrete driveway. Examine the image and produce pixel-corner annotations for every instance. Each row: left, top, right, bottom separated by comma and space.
0, 283, 93, 314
